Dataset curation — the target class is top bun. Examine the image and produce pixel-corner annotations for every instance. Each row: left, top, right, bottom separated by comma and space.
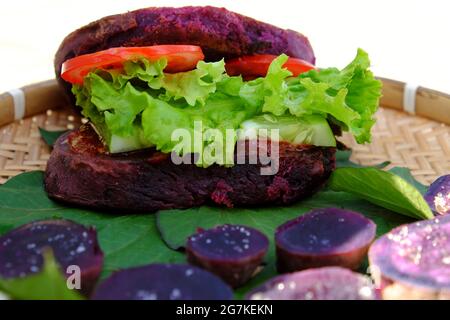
54, 6, 315, 100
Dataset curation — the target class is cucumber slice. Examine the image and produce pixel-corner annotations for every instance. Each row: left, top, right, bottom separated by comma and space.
92, 113, 335, 154
240, 114, 336, 147
109, 133, 149, 153
91, 123, 153, 153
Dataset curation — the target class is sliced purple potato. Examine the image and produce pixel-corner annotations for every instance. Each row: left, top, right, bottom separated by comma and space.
369, 214, 450, 299
0, 219, 103, 296
186, 224, 269, 288
246, 266, 379, 300
275, 208, 376, 273
424, 174, 450, 216
92, 264, 233, 300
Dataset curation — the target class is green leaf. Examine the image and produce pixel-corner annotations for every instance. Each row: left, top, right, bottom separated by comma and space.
0, 250, 83, 300
156, 189, 412, 297
388, 167, 428, 195
161, 60, 227, 106
38, 128, 68, 147
156, 192, 411, 250
0, 171, 184, 278
328, 167, 434, 219
301, 49, 382, 143
336, 149, 390, 169
90, 76, 151, 138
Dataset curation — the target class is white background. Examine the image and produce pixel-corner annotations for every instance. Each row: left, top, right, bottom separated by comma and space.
1, 0, 449, 93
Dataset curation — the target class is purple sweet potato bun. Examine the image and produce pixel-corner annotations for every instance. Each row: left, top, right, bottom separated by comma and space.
92, 264, 233, 300
275, 208, 376, 273
186, 224, 269, 288
424, 174, 450, 216
45, 126, 335, 212
369, 214, 450, 299
55, 6, 315, 101
246, 267, 379, 300
0, 219, 103, 296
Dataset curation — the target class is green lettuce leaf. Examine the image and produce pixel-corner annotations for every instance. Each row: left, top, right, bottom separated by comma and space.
303, 49, 382, 143
72, 49, 381, 164
160, 60, 227, 106
245, 49, 381, 143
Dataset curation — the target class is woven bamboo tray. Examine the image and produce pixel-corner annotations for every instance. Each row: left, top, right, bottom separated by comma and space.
0, 78, 449, 185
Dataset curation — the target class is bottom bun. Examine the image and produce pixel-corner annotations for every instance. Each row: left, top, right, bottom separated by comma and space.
44, 125, 335, 212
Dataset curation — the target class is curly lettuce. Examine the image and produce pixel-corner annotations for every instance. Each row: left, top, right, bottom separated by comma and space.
72, 49, 381, 166
241, 49, 381, 143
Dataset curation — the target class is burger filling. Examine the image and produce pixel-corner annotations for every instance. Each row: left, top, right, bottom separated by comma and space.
63, 46, 381, 167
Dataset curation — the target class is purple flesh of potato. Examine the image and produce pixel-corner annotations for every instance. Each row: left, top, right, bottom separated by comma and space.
186, 224, 269, 288
275, 208, 376, 273
92, 264, 233, 300
246, 266, 379, 300
369, 214, 450, 299
424, 175, 450, 216
0, 219, 103, 296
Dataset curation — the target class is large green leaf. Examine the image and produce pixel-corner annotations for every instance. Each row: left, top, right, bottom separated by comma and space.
328, 167, 433, 219
0, 171, 184, 278
388, 166, 428, 195
156, 189, 412, 296
156, 191, 412, 250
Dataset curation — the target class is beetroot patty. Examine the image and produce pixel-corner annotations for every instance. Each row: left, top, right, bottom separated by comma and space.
44, 125, 335, 213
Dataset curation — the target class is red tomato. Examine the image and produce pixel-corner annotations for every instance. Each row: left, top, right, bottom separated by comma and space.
61, 45, 205, 84
225, 54, 315, 78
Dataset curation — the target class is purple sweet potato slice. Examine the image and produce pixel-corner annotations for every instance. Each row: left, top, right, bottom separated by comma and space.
369, 214, 450, 299
246, 266, 379, 300
275, 208, 376, 273
424, 174, 450, 216
186, 224, 269, 288
0, 219, 103, 296
92, 264, 233, 300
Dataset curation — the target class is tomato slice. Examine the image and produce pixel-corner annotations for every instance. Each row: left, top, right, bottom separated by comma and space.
61, 45, 205, 84
225, 54, 315, 78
